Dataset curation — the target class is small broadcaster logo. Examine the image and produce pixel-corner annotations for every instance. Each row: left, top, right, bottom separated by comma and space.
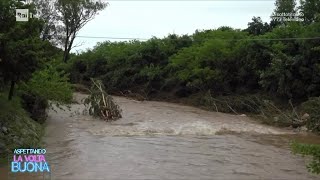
16, 9, 38, 22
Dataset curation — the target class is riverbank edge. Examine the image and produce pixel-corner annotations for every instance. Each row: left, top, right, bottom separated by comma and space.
0, 93, 44, 166
72, 84, 313, 133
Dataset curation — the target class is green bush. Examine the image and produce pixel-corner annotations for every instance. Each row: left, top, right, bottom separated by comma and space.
20, 92, 48, 124
21, 65, 73, 104
301, 97, 320, 133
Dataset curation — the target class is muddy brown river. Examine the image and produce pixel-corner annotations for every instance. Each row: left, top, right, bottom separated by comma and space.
2, 93, 320, 179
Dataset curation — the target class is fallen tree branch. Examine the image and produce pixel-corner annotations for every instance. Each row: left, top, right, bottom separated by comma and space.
84, 79, 122, 121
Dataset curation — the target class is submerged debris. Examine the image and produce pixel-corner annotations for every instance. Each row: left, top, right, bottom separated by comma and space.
84, 79, 122, 121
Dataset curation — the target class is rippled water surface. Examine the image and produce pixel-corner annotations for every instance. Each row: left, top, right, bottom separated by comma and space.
2, 93, 320, 179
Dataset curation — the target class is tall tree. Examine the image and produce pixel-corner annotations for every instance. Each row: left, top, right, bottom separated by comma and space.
272, 0, 297, 25
34, 0, 60, 43
0, 0, 44, 100
246, 17, 270, 35
299, 0, 320, 24
56, 0, 107, 63
274, 0, 297, 14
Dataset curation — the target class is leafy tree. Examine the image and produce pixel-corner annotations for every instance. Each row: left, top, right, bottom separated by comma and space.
274, 0, 297, 14
21, 64, 73, 104
245, 17, 270, 35
259, 23, 320, 100
271, 0, 297, 26
56, 0, 108, 62
299, 0, 320, 24
0, 0, 45, 100
33, 0, 60, 43
233, 40, 272, 92
169, 30, 250, 93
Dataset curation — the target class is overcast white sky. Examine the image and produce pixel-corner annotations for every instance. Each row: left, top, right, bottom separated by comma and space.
72, 1, 276, 52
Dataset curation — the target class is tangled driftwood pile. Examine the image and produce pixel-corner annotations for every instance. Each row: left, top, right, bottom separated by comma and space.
84, 79, 122, 121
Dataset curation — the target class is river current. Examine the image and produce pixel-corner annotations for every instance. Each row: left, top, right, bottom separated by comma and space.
2, 93, 320, 179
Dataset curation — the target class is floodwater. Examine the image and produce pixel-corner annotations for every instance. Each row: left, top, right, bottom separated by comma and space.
2, 93, 320, 179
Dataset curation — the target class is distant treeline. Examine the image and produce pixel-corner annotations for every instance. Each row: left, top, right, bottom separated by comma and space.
68, 22, 320, 102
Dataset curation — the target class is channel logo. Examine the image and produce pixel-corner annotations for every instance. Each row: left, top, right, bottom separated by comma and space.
16, 9, 39, 22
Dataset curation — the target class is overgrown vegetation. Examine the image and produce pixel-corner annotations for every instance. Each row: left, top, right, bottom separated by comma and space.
20, 64, 73, 105
291, 142, 320, 174
300, 97, 320, 133
18, 64, 73, 123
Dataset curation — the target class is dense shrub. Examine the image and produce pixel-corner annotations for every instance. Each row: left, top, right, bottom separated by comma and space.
21, 64, 73, 104
20, 92, 48, 124
17, 64, 73, 124
301, 97, 320, 133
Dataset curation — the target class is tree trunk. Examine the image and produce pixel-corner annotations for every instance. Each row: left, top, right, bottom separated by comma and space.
63, 32, 70, 63
8, 80, 15, 101
63, 40, 69, 63
63, 50, 69, 63
64, 34, 76, 63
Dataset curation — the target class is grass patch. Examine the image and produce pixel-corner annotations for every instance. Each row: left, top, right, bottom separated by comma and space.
291, 142, 320, 174
0, 92, 44, 163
